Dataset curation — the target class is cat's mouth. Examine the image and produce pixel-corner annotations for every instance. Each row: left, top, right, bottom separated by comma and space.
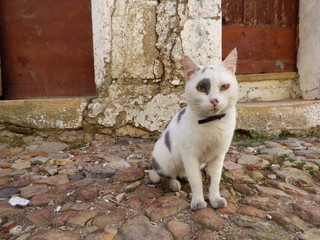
210, 106, 219, 112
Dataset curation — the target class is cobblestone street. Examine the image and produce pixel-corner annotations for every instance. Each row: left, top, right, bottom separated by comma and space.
1, 134, 320, 240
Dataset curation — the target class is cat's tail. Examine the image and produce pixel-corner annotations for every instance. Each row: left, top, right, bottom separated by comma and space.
148, 169, 161, 183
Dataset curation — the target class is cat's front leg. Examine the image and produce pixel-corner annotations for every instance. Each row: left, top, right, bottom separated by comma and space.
182, 156, 207, 210
206, 157, 227, 209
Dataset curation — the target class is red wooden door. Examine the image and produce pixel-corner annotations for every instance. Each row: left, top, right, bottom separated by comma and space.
0, 0, 96, 99
222, 0, 299, 74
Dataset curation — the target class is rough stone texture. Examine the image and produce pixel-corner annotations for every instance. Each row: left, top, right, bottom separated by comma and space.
238, 73, 299, 102
181, 19, 221, 66
242, 196, 281, 210
26, 207, 53, 227
0, 187, 20, 198
67, 210, 99, 227
192, 208, 228, 230
237, 100, 320, 135
92, 207, 126, 228
120, 215, 172, 240
2, 135, 320, 239
292, 202, 320, 224
272, 214, 310, 232
111, 0, 159, 80
145, 196, 189, 222
300, 228, 320, 240
269, 181, 309, 197
231, 215, 290, 240
74, 186, 100, 201
85, 229, 117, 240
114, 167, 144, 183
167, 220, 190, 239
35, 174, 70, 186
255, 185, 293, 200
237, 154, 269, 168
30, 193, 64, 206
0, 201, 22, 217
20, 184, 49, 199
29, 229, 81, 240
83, 165, 116, 179
25, 141, 69, 153
0, 99, 89, 129
274, 167, 315, 186
11, 160, 31, 170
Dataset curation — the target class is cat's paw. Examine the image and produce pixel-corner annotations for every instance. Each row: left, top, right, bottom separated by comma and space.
210, 197, 227, 209
169, 179, 181, 192
148, 170, 161, 183
190, 199, 207, 210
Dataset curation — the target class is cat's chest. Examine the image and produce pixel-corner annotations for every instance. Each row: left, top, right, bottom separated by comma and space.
183, 124, 225, 151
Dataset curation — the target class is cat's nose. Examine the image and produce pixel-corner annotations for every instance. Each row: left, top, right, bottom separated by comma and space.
210, 98, 219, 106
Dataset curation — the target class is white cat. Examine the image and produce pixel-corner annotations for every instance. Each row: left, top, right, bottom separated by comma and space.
149, 49, 238, 210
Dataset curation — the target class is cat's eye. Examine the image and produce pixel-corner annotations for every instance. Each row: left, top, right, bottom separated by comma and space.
220, 84, 230, 91
196, 86, 207, 93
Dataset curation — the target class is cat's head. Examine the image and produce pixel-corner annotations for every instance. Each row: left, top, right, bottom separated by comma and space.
183, 49, 238, 117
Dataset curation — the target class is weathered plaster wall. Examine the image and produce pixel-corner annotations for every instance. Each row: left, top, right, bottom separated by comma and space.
297, 0, 320, 100
86, 0, 222, 137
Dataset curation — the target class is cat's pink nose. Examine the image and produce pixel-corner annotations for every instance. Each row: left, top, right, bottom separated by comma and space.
210, 98, 219, 106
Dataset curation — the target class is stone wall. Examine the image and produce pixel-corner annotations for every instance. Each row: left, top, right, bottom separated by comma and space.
87, 0, 222, 138
297, 0, 320, 100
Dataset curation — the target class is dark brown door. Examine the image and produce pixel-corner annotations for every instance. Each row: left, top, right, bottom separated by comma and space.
222, 0, 299, 74
0, 0, 96, 99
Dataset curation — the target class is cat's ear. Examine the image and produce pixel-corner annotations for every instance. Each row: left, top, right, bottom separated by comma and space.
183, 55, 199, 79
222, 48, 237, 74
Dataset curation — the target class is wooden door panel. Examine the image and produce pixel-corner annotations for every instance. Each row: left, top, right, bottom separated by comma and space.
222, 0, 299, 74
0, 0, 96, 99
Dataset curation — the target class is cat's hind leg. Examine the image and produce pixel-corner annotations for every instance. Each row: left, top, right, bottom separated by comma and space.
150, 156, 181, 191
148, 170, 181, 191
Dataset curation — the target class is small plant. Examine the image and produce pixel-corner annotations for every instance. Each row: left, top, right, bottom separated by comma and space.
232, 135, 241, 142
309, 169, 320, 181
308, 166, 315, 175
278, 132, 299, 140
233, 130, 270, 148
309, 131, 320, 138
221, 171, 234, 184
8, 139, 25, 147
295, 161, 306, 169
276, 154, 295, 163
149, 136, 158, 142
68, 143, 86, 150
264, 154, 295, 171
249, 130, 268, 144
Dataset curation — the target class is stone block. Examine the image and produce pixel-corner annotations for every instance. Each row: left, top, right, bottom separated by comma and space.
181, 19, 221, 66
111, 0, 159, 79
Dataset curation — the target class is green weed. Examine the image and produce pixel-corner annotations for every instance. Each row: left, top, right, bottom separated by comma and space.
8, 139, 25, 147
309, 131, 320, 138
68, 143, 86, 150
149, 136, 158, 142
221, 171, 234, 185
295, 161, 306, 169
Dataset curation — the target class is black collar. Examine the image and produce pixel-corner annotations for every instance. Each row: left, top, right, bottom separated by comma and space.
198, 113, 226, 124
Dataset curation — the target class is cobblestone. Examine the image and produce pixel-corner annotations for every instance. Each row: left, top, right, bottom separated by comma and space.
0, 135, 320, 239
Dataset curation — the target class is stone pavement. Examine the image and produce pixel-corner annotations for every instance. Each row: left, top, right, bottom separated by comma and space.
1, 136, 320, 240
